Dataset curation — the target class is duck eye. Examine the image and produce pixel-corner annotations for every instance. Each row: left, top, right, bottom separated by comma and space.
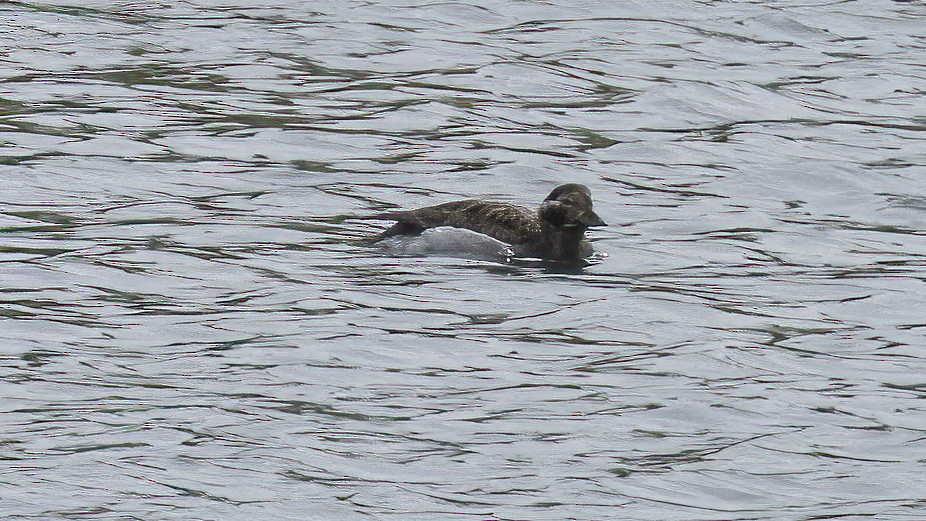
540, 202, 567, 227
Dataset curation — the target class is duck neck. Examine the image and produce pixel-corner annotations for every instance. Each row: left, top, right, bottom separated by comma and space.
541, 225, 586, 261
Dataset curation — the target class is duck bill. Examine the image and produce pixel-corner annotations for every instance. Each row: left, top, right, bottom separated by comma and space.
579, 211, 607, 227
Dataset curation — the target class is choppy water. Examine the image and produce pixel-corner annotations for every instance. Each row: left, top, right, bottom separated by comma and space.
2, 1, 925, 519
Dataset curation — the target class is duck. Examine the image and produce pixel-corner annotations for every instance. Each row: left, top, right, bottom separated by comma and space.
373, 183, 606, 262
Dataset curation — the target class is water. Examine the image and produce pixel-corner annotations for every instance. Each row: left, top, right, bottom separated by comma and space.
1, 1, 925, 519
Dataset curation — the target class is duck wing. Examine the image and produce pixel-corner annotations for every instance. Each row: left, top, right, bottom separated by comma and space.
378, 200, 541, 245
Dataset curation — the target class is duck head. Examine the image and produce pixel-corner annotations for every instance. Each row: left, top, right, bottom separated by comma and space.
537, 183, 606, 261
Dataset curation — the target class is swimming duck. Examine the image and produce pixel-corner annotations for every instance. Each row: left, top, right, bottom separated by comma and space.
374, 183, 606, 262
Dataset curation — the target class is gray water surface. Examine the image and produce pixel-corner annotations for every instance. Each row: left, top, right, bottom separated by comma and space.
2, 1, 925, 520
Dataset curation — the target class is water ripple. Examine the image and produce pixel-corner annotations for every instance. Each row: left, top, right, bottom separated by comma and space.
2, 0, 925, 520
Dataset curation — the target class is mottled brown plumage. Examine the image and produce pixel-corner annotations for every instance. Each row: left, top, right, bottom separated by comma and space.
374, 183, 606, 262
